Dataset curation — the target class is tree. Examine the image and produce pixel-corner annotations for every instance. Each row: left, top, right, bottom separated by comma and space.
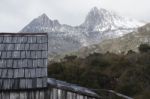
64, 55, 77, 61
138, 44, 150, 53
127, 50, 136, 55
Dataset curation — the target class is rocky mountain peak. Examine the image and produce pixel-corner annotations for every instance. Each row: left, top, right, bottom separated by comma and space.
38, 13, 49, 19
90, 7, 99, 13
21, 13, 61, 32
81, 7, 145, 32
81, 7, 115, 31
20, 7, 146, 58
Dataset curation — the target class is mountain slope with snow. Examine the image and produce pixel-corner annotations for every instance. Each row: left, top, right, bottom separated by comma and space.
74, 23, 150, 57
20, 7, 146, 58
81, 7, 144, 32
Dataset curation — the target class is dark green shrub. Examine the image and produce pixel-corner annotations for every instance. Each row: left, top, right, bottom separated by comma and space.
138, 44, 150, 53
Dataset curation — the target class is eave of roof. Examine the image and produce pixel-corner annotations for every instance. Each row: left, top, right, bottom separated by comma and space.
0, 32, 48, 35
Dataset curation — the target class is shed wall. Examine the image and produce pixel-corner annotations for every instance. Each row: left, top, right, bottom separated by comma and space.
0, 88, 97, 99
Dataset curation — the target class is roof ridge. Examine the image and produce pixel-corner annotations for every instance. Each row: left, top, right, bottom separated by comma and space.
0, 33, 48, 35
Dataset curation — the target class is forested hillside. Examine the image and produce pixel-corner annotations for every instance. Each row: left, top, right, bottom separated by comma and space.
48, 44, 150, 99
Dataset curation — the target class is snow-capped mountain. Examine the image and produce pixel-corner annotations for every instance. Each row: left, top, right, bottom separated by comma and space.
75, 23, 150, 57
21, 13, 69, 32
80, 7, 145, 40
21, 14, 86, 58
81, 7, 144, 32
20, 7, 146, 58
21, 13, 81, 33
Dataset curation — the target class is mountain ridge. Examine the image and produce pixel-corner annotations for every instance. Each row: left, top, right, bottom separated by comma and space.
20, 7, 146, 58
73, 23, 150, 57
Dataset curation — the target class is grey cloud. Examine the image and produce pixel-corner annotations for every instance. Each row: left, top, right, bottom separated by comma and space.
0, 0, 149, 32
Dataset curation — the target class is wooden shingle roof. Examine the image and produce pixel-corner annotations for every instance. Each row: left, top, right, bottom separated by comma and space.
0, 33, 48, 90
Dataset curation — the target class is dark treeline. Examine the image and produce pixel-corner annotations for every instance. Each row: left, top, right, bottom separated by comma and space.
48, 44, 150, 99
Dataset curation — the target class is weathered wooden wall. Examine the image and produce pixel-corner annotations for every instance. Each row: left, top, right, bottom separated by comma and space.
0, 88, 97, 99
0, 34, 48, 90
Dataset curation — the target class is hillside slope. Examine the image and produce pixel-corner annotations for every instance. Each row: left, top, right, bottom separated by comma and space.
75, 23, 150, 57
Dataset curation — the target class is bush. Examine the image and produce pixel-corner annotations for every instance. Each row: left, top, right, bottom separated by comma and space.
138, 44, 150, 53
48, 51, 150, 98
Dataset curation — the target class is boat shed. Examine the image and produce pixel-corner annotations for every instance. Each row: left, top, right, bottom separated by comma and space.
0, 33, 99, 99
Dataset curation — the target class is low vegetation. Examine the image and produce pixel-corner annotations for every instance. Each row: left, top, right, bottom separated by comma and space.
48, 44, 150, 99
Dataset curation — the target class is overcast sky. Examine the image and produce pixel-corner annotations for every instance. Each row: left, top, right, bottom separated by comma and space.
0, 0, 150, 32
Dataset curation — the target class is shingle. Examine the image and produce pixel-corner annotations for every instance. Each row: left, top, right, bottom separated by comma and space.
27, 60, 33, 68
26, 51, 30, 58
17, 60, 23, 68
20, 51, 26, 58
41, 36, 48, 43
6, 44, 14, 50
6, 60, 13, 68
36, 36, 42, 43
36, 68, 41, 77
43, 59, 48, 67
42, 68, 47, 77
36, 51, 42, 58
24, 44, 30, 50
14, 69, 24, 78
0, 69, 2, 77
1, 51, 7, 58
33, 60, 38, 67
14, 69, 20, 78
12, 36, 18, 43
12, 51, 20, 58
32, 36, 37, 43
42, 77, 47, 87
0, 44, 5, 50
22, 59, 28, 67
7, 69, 14, 78
0, 79, 2, 88
10, 79, 15, 89
20, 79, 26, 88
27, 36, 32, 43
3, 79, 9, 89
3, 36, 9, 43
1, 69, 7, 78
37, 59, 43, 67
0, 36, 3, 43
21, 36, 28, 43
26, 79, 32, 88
0, 60, 6, 68
3, 36, 12, 43
37, 36, 47, 43
30, 44, 38, 50
18, 69, 25, 78
0, 52, 1, 58
14, 44, 21, 50
0, 60, 4, 68
20, 44, 25, 50
42, 51, 47, 58
36, 78, 43, 88
30, 51, 36, 58
38, 44, 47, 50
30, 69, 36, 78
13, 60, 18, 68
17, 37, 22, 43
28, 36, 37, 43
25, 69, 31, 78
6, 51, 12, 58
13, 79, 19, 89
